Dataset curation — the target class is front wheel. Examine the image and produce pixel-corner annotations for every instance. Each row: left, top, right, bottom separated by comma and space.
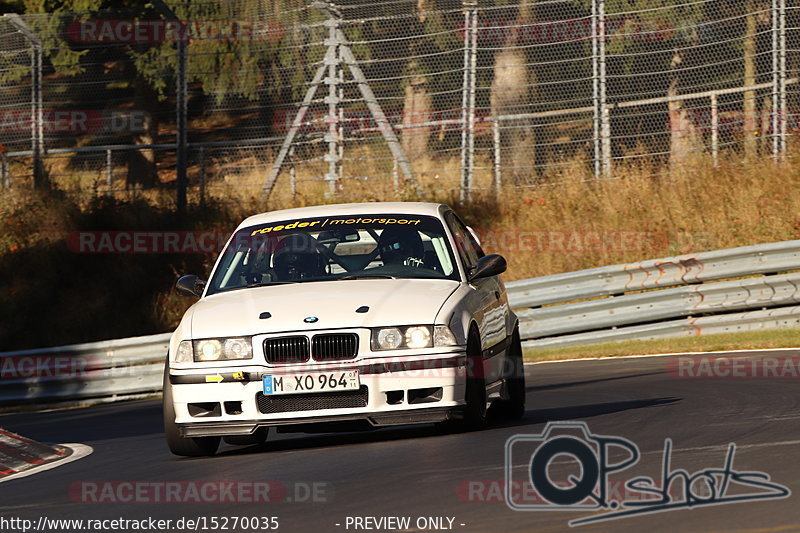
163, 368, 220, 457
444, 331, 488, 432
493, 327, 526, 421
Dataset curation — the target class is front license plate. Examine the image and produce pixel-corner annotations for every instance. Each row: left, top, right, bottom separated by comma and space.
262, 370, 360, 395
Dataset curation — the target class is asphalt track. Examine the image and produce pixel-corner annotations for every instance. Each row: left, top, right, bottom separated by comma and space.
1, 349, 800, 533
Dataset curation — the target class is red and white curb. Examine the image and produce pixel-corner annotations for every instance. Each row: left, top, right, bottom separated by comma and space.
0, 428, 92, 483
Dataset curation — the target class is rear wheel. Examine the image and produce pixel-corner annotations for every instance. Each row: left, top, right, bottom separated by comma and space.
163, 368, 220, 457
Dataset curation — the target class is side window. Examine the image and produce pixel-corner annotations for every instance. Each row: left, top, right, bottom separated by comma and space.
445, 212, 482, 270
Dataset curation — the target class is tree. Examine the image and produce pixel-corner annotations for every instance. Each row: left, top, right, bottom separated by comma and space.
570, 0, 706, 167
489, 1, 538, 184
21, 0, 288, 188
401, 0, 435, 161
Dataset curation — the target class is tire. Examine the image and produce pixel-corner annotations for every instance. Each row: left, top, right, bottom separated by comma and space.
163, 368, 220, 457
458, 329, 489, 430
223, 428, 269, 446
493, 327, 526, 421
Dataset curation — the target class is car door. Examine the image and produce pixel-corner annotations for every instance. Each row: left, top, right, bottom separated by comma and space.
444, 212, 509, 393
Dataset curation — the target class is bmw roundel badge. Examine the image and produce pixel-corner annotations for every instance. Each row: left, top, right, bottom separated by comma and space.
304, 316, 319, 323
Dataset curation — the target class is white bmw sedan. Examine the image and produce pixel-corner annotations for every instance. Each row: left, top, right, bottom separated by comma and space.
163, 202, 525, 456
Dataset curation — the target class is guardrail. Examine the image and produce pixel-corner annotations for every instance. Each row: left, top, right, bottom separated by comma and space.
0, 333, 168, 407
2, 240, 800, 406
506, 240, 800, 350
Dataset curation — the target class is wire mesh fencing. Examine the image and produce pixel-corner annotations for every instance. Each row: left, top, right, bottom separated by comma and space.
0, 0, 797, 202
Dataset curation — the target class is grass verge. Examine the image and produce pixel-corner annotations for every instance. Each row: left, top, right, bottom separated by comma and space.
523, 329, 800, 363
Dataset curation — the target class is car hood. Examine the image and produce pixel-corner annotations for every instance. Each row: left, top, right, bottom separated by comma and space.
188, 279, 460, 338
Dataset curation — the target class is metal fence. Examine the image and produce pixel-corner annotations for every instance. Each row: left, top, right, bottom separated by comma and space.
2, 240, 799, 406
0, 1, 799, 202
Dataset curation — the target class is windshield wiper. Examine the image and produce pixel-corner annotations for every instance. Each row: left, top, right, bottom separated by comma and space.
338, 274, 397, 280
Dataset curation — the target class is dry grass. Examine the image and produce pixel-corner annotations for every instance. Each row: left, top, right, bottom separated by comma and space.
190, 147, 800, 282
2, 148, 800, 348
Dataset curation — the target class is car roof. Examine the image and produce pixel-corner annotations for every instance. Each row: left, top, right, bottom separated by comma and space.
237, 202, 450, 230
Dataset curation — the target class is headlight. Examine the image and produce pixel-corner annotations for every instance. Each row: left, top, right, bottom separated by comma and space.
185, 337, 253, 362
405, 326, 431, 348
375, 327, 403, 350
223, 338, 252, 359
371, 325, 458, 350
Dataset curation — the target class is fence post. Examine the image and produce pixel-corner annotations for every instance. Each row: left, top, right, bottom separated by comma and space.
591, 0, 601, 179
1, 153, 9, 189
105, 148, 113, 193
599, 0, 611, 176
467, 7, 478, 197
289, 145, 297, 198
772, 0, 779, 160
324, 17, 342, 195
771, 0, 788, 160
778, 0, 787, 156
460, 0, 477, 203
710, 93, 719, 167
151, 1, 187, 214
6, 14, 44, 188
591, 0, 611, 178
198, 147, 206, 206
492, 117, 501, 194
32, 38, 43, 187
175, 34, 188, 213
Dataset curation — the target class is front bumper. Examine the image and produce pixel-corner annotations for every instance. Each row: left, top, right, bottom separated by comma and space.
169, 352, 467, 437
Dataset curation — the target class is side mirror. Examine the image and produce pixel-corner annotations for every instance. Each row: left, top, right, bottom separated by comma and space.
468, 254, 507, 282
176, 275, 206, 297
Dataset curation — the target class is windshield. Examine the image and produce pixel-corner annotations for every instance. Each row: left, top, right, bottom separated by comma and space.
206, 214, 460, 295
